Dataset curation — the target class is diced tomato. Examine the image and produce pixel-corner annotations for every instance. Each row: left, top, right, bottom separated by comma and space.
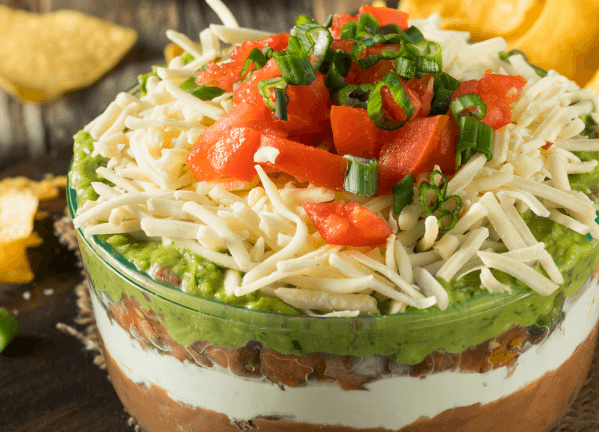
187, 126, 264, 182
329, 14, 359, 39
229, 33, 290, 64
477, 70, 526, 104
542, 141, 554, 150
451, 73, 526, 130
358, 5, 409, 29
196, 34, 289, 92
330, 105, 380, 158
381, 82, 421, 122
233, 58, 283, 106
377, 115, 449, 193
421, 117, 458, 175
258, 135, 348, 191
302, 202, 392, 247
406, 73, 435, 118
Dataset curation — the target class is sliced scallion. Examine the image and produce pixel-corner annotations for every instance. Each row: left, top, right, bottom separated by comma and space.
138, 65, 162, 96
333, 83, 375, 109
418, 171, 462, 231
262, 45, 274, 58
367, 71, 414, 130
356, 13, 379, 38
430, 71, 460, 116
0, 308, 18, 354
392, 174, 414, 214
454, 116, 494, 170
179, 77, 226, 100
324, 14, 334, 28
273, 36, 316, 86
180, 52, 195, 65
295, 14, 317, 26
404, 26, 425, 43
352, 33, 404, 68
240, 47, 269, 77
343, 155, 378, 197
340, 20, 358, 40
274, 87, 289, 121
258, 77, 288, 111
450, 94, 487, 120
294, 24, 333, 70
396, 57, 416, 79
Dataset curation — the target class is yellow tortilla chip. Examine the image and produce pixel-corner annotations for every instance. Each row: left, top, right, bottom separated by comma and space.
0, 175, 67, 201
0, 7, 137, 103
400, 0, 599, 87
0, 191, 38, 241
0, 232, 42, 284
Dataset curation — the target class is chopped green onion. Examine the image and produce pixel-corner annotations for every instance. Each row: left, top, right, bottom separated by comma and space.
396, 57, 416, 79
430, 71, 460, 116
321, 49, 352, 94
454, 116, 494, 170
410, 41, 442, 73
273, 36, 316, 86
352, 33, 404, 68
340, 20, 358, 40
419, 171, 462, 231
262, 45, 274, 58
324, 14, 334, 28
344, 155, 378, 197
295, 14, 317, 26
180, 52, 195, 65
333, 83, 375, 109
274, 87, 289, 121
179, 77, 226, 100
392, 174, 414, 214
294, 24, 333, 70
378, 23, 403, 36
450, 94, 487, 120
356, 13, 379, 38
0, 308, 18, 354
137, 65, 162, 96
367, 71, 414, 130
404, 26, 425, 43
258, 77, 289, 111
241, 47, 269, 77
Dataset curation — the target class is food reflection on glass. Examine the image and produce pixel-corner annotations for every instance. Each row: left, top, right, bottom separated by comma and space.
68, 2, 599, 431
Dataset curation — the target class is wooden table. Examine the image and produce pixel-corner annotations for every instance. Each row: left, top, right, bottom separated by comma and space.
0, 1, 597, 431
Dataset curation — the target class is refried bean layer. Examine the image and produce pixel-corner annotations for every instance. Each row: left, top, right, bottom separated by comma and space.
103, 291, 562, 390
102, 319, 598, 432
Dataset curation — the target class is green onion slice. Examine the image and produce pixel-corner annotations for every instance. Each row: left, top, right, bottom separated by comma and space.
438, 194, 462, 231
179, 77, 226, 100
274, 87, 289, 121
273, 36, 316, 86
450, 94, 487, 120
410, 41, 442, 73
324, 14, 334, 28
321, 50, 352, 94
352, 34, 404, 69
367, 71, 414, 130
180, 52, 195, 65
262, 45, 274, 58
258, 77, 289, 111
418, 171, 462, 230
404, 26, 425, 43
333, 83, 375, 109
392, 174, 414, 214
294, 24, 333, 70
356, 13, 379, 38
454, 116, 494, 170
395, 57, 416, 79
430, 71, 460, 116
241, 47, 269, 77
0, 308, 18, 354
137, 65, 162, 96
295, 14, 317, 26
420, 181, 444, 215
340, 20, 358, 40
343, 155, 378, 197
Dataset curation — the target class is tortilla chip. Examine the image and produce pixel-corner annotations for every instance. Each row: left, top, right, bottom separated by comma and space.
0, 6, 137, 103
0, 175, 67, 201
0, 232, 43, 284
400, 0, 599, 87
164, 43, 185, 63
0, 191, 38, 241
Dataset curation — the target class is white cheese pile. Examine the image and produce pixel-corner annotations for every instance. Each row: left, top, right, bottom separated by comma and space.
72, 3, 599, 316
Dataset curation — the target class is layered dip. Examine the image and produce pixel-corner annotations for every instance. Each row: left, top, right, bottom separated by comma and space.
68, 1, 599, 431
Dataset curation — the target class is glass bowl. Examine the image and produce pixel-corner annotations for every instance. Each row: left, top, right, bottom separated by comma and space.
67, 167, 599, 431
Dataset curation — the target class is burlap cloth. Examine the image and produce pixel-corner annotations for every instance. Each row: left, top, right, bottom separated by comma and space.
55, 217, 599, 432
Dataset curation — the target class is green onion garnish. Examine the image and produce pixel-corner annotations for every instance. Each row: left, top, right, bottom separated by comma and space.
137, 65, 162, 96
356, 13, 379, 38
258, 77, 289, 111
392, 174, 414, 214
352, 33, 404, 69
450, 94, 487, 120
404, 26, 425, 43
454, 116, 494, 170
321, 50, 352, 94
179, 77, 226, 100
343, 155, 378, 197
396, 57, 416, 79
367, 71, 414, 130
262, 45, 274, 58
0, 308, 18, 354
180, 52, 195, 65
241, 47, 269, 77
295, 14, 317, 26
273, 36, 316, 86
340, 20, 358, 40
333, 83, 375, 109
294, 24, 333, 69
430, 71, 460, 116
410, 41, 442, 73
274, 87, 289, 121
324, 14, 334, 28
419, 171, 462, 231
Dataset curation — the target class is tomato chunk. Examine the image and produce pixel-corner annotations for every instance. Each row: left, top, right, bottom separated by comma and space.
196, 34, 289, 91
358, 5, 409, 29
422, 117, 458, 176
406, 73, 435, 118
187, 126, 263, 182
330, 106, 380, 158
302, 202, 392, 247
377, 115, 449, 193
329, 14, 359, 39
258, 135, 348, 191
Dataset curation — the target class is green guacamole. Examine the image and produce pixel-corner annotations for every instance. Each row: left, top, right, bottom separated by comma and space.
69, 130, 599, 364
